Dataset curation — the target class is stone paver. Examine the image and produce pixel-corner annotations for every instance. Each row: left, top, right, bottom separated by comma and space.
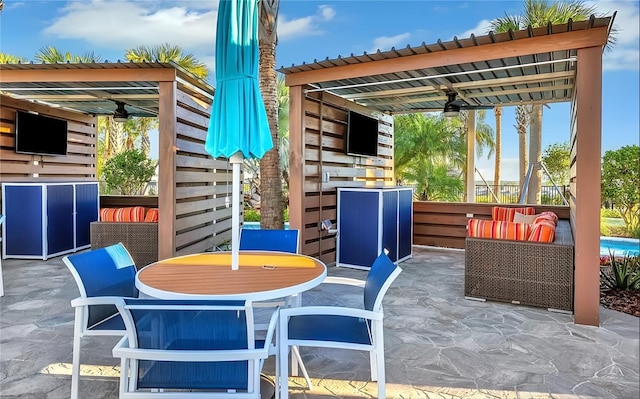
0, 247, 638, 398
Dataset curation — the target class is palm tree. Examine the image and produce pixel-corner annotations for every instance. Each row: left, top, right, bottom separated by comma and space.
490, 0, 597, 203
124, 43, 209, 80
493, 107, 503, 196
515, 105, 530, 186
0, 53, 28, 64
458, 109, 495, 198
34, 46, 102, 63
258, 0, 283, 229
244, 74, 290, 210
394, 113, 466, 201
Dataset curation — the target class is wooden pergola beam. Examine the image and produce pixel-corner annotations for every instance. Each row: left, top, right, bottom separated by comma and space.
0, 68, 177, 83
285, 28, 609, 87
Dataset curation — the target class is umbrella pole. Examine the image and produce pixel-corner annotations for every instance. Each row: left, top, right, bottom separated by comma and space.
230, 153, 243, 270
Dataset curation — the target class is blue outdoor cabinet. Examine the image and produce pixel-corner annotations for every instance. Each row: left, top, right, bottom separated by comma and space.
336, 187, 413, 269
1, 182, 99, 260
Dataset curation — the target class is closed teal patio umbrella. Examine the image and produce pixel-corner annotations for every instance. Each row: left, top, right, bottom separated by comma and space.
205, 0, 273, 270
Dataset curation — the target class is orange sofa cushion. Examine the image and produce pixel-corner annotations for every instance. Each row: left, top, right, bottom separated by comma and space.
467, 219, 531, 241
100, 206, 146, 222
144, 208, 159, 222
491, 206, 536, 222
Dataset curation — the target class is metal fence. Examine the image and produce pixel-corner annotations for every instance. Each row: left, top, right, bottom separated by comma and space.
475, 184, 570, 205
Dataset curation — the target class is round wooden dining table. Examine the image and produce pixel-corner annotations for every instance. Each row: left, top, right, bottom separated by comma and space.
136, 251, 327, 301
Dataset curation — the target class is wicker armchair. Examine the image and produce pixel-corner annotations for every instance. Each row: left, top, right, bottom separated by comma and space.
90, 221, 158, 269
465, 220, 574, 311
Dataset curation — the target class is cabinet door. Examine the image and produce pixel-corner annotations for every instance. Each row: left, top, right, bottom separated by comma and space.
338, 190, 380, 268
398, 189, 413, 259
46, 185, 75, 255
75, 183, 99, 247
3, 185, 44, 256
382, 190, 399, 262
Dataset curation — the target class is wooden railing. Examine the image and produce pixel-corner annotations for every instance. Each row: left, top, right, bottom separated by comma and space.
413, 202, 571, 249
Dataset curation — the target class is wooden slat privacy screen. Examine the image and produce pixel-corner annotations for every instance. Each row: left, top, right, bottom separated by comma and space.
292, 90, 394, 264
0, 95, 97, 183
171, 86, 233, 257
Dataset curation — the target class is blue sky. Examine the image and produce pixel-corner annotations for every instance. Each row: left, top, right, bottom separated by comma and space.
1, 0, 638, 181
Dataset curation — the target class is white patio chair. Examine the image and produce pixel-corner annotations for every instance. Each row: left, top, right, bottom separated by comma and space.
62, 242, 138, 399
112, 298, 277, 398
278, 252, 402, 399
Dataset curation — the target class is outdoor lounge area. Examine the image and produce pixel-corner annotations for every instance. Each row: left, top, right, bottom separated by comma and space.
1, 246, 638, 399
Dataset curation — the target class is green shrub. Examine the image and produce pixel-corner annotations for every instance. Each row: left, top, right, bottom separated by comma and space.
101, 149, 156, 195
244, 209, 260, 222
601, 208, 621, 218
600, 251, 640, 291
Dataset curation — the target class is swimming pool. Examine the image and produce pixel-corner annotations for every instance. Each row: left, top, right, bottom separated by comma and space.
600, 237, 640, 256
243, 221, 290, 229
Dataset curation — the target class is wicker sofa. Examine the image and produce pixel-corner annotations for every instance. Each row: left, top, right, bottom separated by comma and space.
89, 203, 158, 269
90, 221, 158, 269
465, 219, 574, 312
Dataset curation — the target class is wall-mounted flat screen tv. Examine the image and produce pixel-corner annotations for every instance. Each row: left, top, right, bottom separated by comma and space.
345, 110, 378, 157
15, 111, 68, 156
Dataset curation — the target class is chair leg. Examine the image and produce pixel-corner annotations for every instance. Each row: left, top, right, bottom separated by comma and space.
70, 308, 83, 399
292, 346, 312, 389
370, 350, 377, 381
374, 324, 386, 399
278, 315, 289, 399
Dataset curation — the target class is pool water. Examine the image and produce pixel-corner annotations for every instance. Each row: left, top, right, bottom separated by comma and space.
600, 237, 640, 256
243, 221, 290, 229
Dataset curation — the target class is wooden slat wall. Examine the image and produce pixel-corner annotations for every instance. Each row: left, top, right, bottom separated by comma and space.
298, 90, 394, 264
171, 85, 232, 257
413, 201, 571, 249
0, 95, 97, 210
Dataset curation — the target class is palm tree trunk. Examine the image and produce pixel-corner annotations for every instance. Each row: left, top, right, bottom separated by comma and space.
258, 0, 283, 229
493, 107, 502, 198
516, 105, 529, 190
527, 104, 543, 204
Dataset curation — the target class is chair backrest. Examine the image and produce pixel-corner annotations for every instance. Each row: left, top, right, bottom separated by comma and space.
63, 243, 137, 328
364, 252, 402, 312
239, 229, 299, 253
117, 298, 254, 391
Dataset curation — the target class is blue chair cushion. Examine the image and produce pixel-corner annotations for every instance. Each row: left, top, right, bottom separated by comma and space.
239, 229, 298, 253
288, 314, 372, 345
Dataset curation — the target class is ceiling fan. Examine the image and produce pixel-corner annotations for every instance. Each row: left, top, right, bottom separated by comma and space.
443, 91, 493, 117
113, 101, 130, 123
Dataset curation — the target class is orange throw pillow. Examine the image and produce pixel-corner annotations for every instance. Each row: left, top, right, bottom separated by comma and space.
144, 208, 159, 222
528, 222, 556, 242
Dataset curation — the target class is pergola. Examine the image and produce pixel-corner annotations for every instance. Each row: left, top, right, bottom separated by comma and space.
280, 15, 614, 326
0, 62, 234, 261
0, 15, 615, 326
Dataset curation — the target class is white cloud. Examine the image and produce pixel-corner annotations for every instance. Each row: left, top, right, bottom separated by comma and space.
594, 1, 640, 71
278, 5, 336, 40
43, 1, 217, 52
457, 19, 493, 39
318, 5, 336, 21
371, 33, 411, 53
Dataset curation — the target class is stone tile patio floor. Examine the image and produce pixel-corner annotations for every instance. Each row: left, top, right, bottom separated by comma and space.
0, 247, 638, 398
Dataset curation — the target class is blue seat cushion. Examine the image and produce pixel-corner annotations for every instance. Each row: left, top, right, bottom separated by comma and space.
288, 314, 372, 345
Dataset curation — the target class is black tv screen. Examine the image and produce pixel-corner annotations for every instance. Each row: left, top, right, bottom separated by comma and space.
15, 111, 68, 156
346, 111, 379, 157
